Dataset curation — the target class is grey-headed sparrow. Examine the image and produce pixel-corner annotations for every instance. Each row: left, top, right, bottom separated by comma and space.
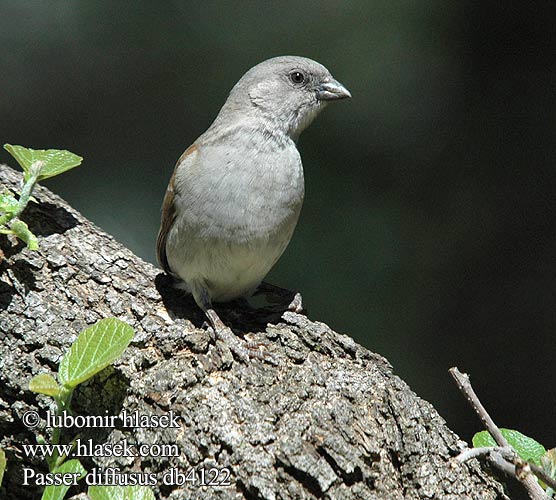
157, 56, 350, 360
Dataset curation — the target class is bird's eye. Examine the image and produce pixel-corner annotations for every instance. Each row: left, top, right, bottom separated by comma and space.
289, 71, 305, 85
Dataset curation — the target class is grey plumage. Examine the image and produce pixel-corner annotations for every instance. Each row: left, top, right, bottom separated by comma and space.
157, 55, 350, 360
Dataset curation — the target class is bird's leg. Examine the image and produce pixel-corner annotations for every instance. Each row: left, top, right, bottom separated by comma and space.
194, 287, 266, 362
254, 281, 304, 313
204, 308, 253, 362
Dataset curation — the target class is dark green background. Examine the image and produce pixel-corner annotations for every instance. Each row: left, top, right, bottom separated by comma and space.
2, 0, 555, 456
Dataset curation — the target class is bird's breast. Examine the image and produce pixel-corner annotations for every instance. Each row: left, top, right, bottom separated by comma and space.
175, 136, 304, 244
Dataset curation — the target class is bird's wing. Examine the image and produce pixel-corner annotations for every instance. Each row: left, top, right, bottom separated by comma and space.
156, 144, 199, 274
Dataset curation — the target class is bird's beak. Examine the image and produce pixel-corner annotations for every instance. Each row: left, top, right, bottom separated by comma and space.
316, 79, 352, 101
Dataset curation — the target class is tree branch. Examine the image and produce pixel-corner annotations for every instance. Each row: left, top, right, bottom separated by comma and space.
450, 367, 549, 500
0, 165, 509, 499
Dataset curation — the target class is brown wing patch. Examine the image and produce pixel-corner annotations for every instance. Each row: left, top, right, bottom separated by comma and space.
157, 144, 199, 274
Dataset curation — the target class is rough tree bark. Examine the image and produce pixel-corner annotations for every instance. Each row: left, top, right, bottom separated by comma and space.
0, 164, 508, 500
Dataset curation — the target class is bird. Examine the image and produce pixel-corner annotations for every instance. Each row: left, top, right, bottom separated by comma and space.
157, 55, 351, 361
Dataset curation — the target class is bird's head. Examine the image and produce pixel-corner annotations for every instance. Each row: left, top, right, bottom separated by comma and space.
223, 56, 351, 141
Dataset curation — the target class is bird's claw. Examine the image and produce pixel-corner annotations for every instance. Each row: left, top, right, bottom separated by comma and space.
287, 292, 304, 313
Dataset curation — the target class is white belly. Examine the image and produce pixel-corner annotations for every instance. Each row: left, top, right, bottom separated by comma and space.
170, 227, 296, 302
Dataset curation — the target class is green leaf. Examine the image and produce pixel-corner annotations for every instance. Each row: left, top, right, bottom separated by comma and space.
0, 191, 19, 216
4, 144, 82, 182
88, 485, 155, 500
29, 373, 61, 398
10, 219, 39, 250
58, 318, 134, 388
0, 448, 6, 488
472, 428, 547, 466
41, 459, 86, 500
472, 430, 497, 448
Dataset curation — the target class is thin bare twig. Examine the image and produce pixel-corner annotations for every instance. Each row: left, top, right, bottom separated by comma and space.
530, 463, 556, 492
454, 446, 515, 463
456, 445, 556, 491
490, 450, 522, 477
449, 367, 549, 500
449, 367, 508, 447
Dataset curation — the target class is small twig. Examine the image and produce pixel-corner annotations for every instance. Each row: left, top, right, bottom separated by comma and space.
449, 367, 508, 447
450, 367, 549, 500
456, 445, 556, 492
530, 463, 556, 493
489, 450, 521, 477
455, 446, 515, 463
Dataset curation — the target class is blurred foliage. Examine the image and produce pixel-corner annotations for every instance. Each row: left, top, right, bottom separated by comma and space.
2, 0, 555, 458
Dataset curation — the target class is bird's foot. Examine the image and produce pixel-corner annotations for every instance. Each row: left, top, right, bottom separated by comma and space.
205, 308, 277, 364
287, 292, 303, 313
